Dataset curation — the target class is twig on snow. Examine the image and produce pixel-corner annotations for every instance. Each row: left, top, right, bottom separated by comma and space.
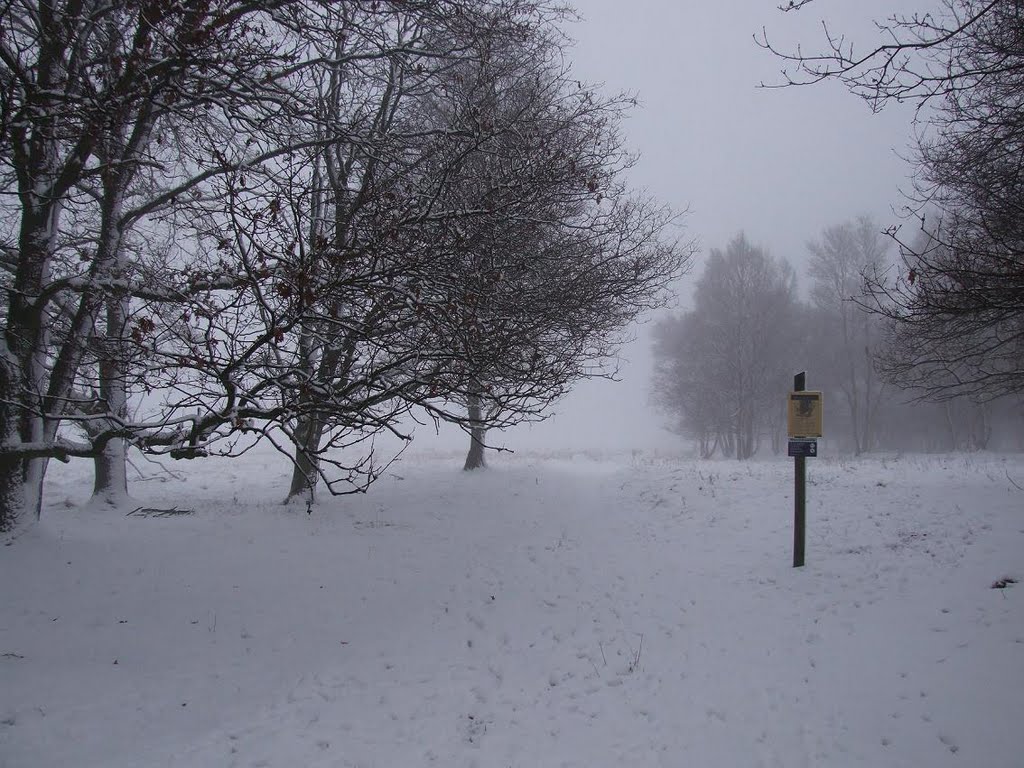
126, 506, 195, 518
1005, 470, 1023, 493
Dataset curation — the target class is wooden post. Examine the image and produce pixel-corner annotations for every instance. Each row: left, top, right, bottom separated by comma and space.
793, 371, 806, 568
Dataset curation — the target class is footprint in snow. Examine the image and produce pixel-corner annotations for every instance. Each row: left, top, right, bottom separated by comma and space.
938, 732, 959, 754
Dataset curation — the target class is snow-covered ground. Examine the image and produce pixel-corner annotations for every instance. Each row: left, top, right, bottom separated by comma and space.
2, 448, 1022, 767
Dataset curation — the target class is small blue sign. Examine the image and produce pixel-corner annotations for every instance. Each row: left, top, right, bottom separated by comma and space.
788, 439, 817, 458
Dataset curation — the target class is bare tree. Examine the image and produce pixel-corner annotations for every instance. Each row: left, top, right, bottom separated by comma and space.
0, 0, 511, 526
0, 0, 305, 527
0, 0, 684, 528
653, 234, 798, 459
421, 43, 689, 470
653, 316, 732, 458
260, 2, 531, 502
762, 1, 1024, 404
445, 194, 687, 471
807, 217, 889, 453
125, 1, 589, 503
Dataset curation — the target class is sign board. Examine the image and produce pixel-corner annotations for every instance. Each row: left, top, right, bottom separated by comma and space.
787, 391, 823, 437
788, 439, 817, 458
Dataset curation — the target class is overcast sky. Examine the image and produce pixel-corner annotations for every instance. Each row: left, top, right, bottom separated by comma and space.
568, 0, 922, 270
421, 0, 926, 456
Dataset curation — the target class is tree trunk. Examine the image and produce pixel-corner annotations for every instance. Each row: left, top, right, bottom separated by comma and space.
944, 401, 960, 450
90, 296, 130, 506
463, 392, 487, 470
969, 402, 991, 451
0, 404, 45, 527
3, 203, 60, 528
848, 388, 863, 455
0, 451, 24, 533
286, 415, 324, 504
92, 442, 128, 505
0, 353, 20, 530
719, 429, 734, 458
736, 406, 755, 460
22, 455, 46, 520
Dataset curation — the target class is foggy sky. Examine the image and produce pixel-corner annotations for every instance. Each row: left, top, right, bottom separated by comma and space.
569, 0, 918, 271
420, 0, 925, 455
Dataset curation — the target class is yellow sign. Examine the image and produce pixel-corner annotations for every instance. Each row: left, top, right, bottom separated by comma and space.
788, 391, 823, 437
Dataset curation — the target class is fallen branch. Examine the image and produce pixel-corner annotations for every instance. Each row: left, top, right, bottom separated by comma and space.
126, 506, 195, 518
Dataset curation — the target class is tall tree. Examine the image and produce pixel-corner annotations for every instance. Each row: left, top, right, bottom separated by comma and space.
653, 234, 798, 459
259, 1, 527, 502
0, 0, 297, 527
807, 217, 889, 453
0, 0, 559, 524
419, 37, 689, 470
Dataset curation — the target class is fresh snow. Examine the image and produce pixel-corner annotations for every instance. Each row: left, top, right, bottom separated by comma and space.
2, 447, 1022, 767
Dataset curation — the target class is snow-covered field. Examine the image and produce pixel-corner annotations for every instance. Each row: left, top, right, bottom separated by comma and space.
2, 447, 1022, 767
